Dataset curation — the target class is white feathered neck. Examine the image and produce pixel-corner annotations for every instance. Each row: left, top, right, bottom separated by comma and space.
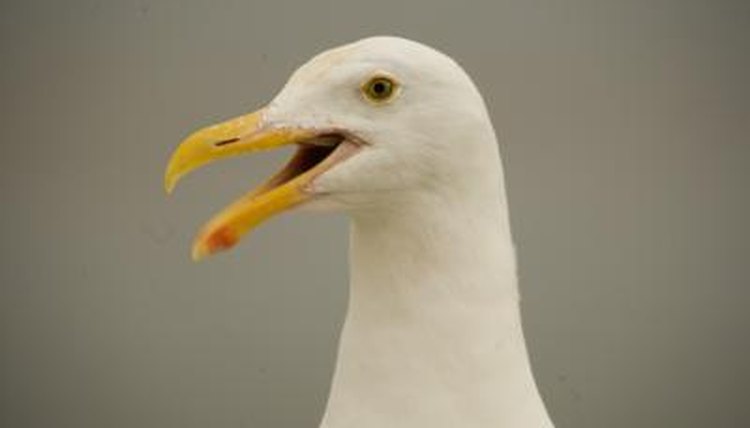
320, 135, 554, 427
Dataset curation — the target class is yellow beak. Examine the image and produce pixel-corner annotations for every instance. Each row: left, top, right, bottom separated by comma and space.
164, 107, 356, 261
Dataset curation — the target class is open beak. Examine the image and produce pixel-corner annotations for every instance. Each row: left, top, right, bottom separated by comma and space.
165, 107, 359, 260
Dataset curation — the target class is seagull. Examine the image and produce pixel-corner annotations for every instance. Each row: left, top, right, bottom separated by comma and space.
165, 36, 554, 428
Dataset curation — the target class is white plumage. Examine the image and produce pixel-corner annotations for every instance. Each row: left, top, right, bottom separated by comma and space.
167, 36, 554, 428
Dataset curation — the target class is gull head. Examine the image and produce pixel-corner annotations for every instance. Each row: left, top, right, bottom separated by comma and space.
165, 36, 499, 260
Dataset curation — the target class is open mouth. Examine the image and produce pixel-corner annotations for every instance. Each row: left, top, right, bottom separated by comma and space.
254, 133, 348, 196
190, 131, 360, 259
164, 117, 362, 260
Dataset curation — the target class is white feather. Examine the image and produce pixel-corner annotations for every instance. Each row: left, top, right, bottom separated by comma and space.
269, 36, 554, 428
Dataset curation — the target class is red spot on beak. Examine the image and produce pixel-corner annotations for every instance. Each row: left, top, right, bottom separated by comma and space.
206, 226, 238, 253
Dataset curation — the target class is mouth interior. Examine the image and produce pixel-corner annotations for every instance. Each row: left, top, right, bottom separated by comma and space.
261, 133, 345, 191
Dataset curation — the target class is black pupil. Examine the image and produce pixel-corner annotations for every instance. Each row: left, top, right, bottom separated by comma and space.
373, 81, 387, 95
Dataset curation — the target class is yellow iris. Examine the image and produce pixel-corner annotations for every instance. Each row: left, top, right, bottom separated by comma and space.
362, 76, 397, 102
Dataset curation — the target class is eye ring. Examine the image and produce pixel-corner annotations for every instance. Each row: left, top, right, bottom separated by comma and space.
361, 75, 399, 103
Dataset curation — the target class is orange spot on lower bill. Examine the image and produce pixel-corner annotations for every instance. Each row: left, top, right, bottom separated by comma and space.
206, 227, 238, 253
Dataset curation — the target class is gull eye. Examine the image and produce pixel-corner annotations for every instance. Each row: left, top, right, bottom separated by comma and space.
362, 75, 398, 103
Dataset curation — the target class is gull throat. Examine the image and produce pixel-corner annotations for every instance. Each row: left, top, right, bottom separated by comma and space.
321, 167, 554, 428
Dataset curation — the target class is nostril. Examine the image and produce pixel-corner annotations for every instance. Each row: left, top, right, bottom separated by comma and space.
214, 137, 240, 147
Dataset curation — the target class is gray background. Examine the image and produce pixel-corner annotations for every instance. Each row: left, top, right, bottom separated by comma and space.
1, 0, 748, 427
